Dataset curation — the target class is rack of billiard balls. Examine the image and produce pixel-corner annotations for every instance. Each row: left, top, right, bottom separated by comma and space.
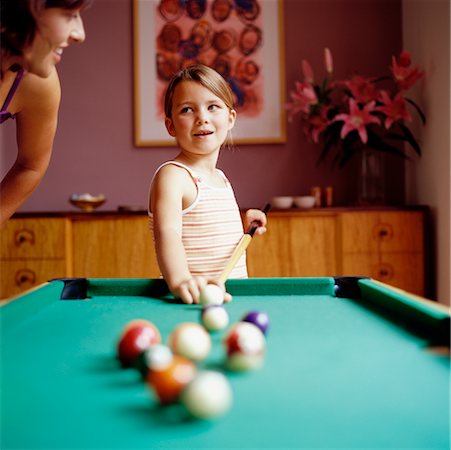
116, 302, 270, 420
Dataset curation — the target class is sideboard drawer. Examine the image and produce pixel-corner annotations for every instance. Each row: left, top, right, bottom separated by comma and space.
340, 212, 424, 253
0, 259, 68, 298
341, 252, 424, 296
0, 218, 70, 259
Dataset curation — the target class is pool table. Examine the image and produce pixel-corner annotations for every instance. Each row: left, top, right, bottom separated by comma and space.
1, 277, 449, 449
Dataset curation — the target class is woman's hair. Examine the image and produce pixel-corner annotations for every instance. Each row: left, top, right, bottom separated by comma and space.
164, 64, 235, 118
1, 0, 90, 59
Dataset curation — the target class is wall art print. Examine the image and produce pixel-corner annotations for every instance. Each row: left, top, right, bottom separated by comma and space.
133, 0, 286, 146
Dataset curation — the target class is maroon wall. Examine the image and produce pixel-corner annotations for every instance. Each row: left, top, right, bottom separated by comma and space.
1, 0, 403, 212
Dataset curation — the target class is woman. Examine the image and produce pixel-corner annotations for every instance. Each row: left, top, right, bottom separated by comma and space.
0, 0, 89, 225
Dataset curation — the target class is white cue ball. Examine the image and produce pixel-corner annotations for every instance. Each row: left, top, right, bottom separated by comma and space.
201, 306, 229, 331
168, 322, 211, 362
181, 371, 233, 419
199, 284, 224, 306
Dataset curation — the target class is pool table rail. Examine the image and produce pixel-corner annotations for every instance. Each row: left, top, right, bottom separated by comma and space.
2, 276, 450, 346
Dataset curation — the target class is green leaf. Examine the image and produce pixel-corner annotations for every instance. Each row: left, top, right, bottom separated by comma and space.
373, 75, 392, 83
366, 130, 409, 159
405, 97, 426, 125
317, 132, 336, 165
338, 147, 355, 167
396, 123, 422, 156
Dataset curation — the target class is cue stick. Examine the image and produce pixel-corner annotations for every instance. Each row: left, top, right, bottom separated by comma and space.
218, 203, 271, 283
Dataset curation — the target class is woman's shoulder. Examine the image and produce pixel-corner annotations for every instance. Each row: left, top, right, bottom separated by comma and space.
16, 68, 61, 111
20, 67, 61, 95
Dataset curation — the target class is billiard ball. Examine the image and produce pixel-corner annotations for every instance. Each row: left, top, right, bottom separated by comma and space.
117, 322, 161, 368
121, 319, 154, 336
147, 355, 197, 405
241, 310, 270, 335
201, 305, 229, 331
135, 344, 173, 378
199, 284, 224, 306
168, 322, 211, 362
181, 370, 233, 419
224, 321, 266, 371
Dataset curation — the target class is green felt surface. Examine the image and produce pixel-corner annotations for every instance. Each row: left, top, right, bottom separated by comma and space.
1, 278, 449, 449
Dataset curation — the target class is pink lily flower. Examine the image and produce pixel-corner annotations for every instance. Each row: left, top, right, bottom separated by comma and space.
398, 50, 411, 67
304, 107, 331, 143
324, 48, 333, 74
302, 59, 315, 83
286, 81, 318, 118
377, 91, 412, 129
391, 51, 424, 91
334, 98, 380, 143
343, 75, 379, 103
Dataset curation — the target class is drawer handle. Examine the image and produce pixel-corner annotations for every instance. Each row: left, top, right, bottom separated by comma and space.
374, 224, 393, 241
376, 263, 394, 280
15, 269, 37, 287
14, 229, 35, 247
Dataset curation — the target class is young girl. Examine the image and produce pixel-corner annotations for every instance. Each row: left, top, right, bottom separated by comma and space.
1, 0, 89, 225
148, 64, 267, 305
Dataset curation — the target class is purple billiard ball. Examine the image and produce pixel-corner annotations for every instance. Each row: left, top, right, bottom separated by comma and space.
241, 310, 270, 335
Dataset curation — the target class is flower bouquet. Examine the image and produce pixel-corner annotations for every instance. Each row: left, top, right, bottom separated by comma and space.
286, 48, 426, 167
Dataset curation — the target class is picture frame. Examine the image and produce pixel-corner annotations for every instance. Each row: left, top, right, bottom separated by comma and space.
133, 0, 286, 147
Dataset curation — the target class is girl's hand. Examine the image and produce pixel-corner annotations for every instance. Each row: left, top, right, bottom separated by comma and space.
244, 209, 268, 236
172, 277, 232, 304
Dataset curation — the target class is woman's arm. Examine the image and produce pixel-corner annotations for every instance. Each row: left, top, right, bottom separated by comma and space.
0, 68, 61, 226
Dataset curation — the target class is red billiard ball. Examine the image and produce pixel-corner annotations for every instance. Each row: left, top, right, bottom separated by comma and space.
121, 319, 154, 336
117, 322, 161, 368
224, 322, 266, 371
146, 354, 197, 405
241, 310, 270, 335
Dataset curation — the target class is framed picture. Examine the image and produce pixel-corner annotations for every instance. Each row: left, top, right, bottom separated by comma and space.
133, 0, 286, 147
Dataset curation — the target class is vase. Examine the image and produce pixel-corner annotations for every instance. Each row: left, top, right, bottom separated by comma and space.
357, 149, 385, 205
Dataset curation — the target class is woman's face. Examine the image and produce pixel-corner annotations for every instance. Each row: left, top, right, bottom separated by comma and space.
23, 7, 86, 77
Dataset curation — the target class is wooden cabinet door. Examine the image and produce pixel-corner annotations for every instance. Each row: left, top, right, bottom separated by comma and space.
247, 214, 337, 277
288, 216, 337, 276
340, 212, 381, 253
72, 217, 160, 278
247, 215, 291, 277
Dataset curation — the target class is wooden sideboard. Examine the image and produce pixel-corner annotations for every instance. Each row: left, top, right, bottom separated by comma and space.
0, 208, 427, 299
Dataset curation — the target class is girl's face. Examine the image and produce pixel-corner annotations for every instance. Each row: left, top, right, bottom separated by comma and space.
165, 81, 236, 156
23, 7, 86, 77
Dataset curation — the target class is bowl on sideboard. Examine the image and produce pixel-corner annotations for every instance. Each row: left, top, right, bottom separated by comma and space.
69, 193, 106, 212
294, 196, 315, 209
271, 196, 293, 209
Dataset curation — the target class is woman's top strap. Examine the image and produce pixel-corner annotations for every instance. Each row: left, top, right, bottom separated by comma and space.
0, 69, 24, 124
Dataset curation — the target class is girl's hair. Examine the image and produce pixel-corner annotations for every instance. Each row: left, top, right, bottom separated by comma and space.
1, 0, 91, 59
164, 64, 235, 118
